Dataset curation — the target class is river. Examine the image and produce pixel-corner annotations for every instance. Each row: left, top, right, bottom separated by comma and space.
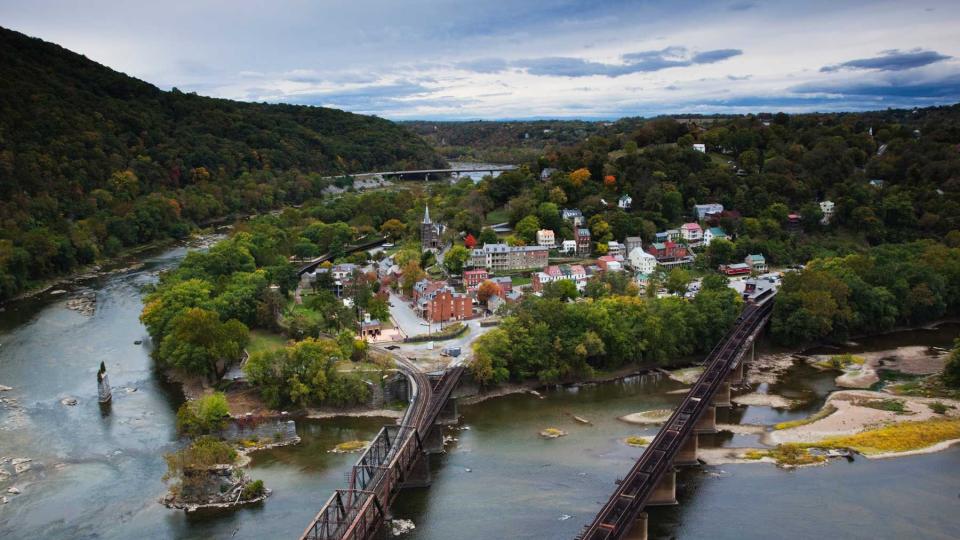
1, 241, 958, 539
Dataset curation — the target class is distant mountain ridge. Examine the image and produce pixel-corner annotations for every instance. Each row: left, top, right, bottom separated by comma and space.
0, 26, 444, 300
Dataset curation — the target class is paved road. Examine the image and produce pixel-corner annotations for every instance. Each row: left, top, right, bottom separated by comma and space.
388, 291, 434, 337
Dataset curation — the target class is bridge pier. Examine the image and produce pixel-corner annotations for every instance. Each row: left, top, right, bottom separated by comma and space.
712, 380, 732, 407
728, 361, 745, 385
401, 454, 432, 488
647, 469, 677, 506
674, 433, 699, 466
694, 405, 717, 434
624, 512, 648, 540
436, 397, 459, 426
422, 426, 445, 454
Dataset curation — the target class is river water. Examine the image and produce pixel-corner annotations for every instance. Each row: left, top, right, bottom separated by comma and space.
1, 242, 958, 539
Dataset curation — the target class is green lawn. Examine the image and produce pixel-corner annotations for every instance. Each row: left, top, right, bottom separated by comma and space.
484, 208, 510, 225
247, 330, 289, 356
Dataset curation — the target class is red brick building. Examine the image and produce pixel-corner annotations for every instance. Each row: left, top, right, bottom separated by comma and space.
463, 269, 489, 290
418, 287, 472, 323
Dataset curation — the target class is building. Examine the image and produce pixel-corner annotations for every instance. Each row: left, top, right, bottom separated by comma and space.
489, 276, 513, 296
574, 228, 592, 256
646, 241, 692, 268
562, 208, 585, 227
418, 286, 472, 323
536, 229, 556, 248
628, 248, 657, 275
560, 239, 577, 254
786, 213, 802, 233
720, 263, 751, 276
694, 203, 724, 221
540, 167, 557, 181
420, 205, 444, 252
597, 255, 624, 272
819, 200, 835, 224
463, 268, 489, 290
469, 243, 549, 272
607, 240, 626, 258
703, 227, 728, 246
618, 194, 633, 209
680, 222, 703, 243
412, 278, 448, 302
625, 236, 643, 255
692, 143, 706, 153
745, 254, 767, 273
655, 229, 680, 243
532, 264, 588, 292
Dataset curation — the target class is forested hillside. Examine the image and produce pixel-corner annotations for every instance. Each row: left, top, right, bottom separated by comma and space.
0, 26, 444, 300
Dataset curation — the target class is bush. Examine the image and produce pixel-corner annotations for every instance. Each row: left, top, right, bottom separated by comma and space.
928, 401, 950, 414
242, 479, 265, 500
163, 437, 237, 482
176, 393, 231, 436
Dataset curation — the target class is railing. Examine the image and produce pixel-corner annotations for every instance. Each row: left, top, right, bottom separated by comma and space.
578, 298, 774, 540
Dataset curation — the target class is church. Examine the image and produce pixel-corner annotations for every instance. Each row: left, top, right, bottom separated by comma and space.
420, 205, 444, 252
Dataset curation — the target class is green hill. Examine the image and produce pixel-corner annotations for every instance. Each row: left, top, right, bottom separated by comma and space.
0, 26, 444, 299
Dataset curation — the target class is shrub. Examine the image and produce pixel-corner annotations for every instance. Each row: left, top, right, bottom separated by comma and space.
928, 401, 950, 414
775, 404, 838, 430
176, 392, 231, 436
811, 419, 960, 455
853, 398, 907, 414
163, 437, 237, 484
242, 479, 265, 500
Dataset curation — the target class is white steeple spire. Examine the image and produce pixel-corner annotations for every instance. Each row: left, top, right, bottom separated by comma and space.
423, 204, 431, 224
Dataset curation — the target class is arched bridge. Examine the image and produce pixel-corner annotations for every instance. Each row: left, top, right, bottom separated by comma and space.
577, 295, 775, 540
300, 346, 465, 540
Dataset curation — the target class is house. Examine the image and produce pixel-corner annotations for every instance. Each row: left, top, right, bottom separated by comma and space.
607, 240, 626, 258
418, 286, 472, 323
420, 205, 444, 252
703, 227, 728, 246
532, 264, 588, 292
680, 222, 703, 243
536, 229, 556, 248
625, 236, 643, 255
869, 179, 885, 188
468, 243, 549, 272
359, 314, 383, 340
412, 278, 448, 302
819, 200, 835, 224
574, 228, 592, 256
786, 213, 802, 233
720, 263, 751, 276
656, 229, 680, 243
694, 203, 724, 220
489, 276, 513, 296
540, 167, 557, 181
745, 254, 767, 273
560, 239, 577, 254
597, 255, 624, 272
562, 208, 585, 227
646, 241, 690, 263
618, 194, 633, 209
692, 143, 706, 153
629, 248, 657, 274
463, 268, 489, 290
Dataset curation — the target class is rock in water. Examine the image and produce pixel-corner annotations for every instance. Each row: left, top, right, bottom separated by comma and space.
97, 362, 112, 404
61, 397, 78, 406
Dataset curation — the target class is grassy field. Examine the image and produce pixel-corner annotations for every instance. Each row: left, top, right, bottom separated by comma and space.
811, 418, 960, 455
247, 330, 289, 356
485, 208, 510, 225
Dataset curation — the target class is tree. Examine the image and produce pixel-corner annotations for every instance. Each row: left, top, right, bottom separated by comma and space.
542, 279, 578, 301
444, 245, 470, 275
705, 238, 735, 267
157, 307, 249, 381
379, 218, 406, 240
464, 233, 477, 249
665, 268, 692, 296
176, 393, 230, 436
477, 280, 501, 304
515, 215, 541, 244
569, 168, 591, 187
400, 260, 426, 294
944, 339, 960, 388
478, 228, 499, 245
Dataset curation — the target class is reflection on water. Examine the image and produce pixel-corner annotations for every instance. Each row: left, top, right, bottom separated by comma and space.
1, 239, 958, 539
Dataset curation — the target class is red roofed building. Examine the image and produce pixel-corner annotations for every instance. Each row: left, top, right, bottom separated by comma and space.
463, 268, 489, 290
646, 241, 689, 262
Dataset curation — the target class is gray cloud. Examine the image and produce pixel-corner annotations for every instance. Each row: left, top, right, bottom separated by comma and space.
471, 46, 743, 78
792, 71, 960, 98
821, 49, 951, 72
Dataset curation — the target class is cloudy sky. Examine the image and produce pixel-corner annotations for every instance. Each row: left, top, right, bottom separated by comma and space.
3, 0, 960, 119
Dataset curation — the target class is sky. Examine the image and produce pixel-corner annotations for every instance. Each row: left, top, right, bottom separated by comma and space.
2, 0, 960, 120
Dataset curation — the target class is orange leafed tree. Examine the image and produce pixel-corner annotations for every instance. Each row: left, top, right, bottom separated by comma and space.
603, 175, 616, 187
464, 233, 477, 249
477, 280, 500, 304
569, 168, 591, 187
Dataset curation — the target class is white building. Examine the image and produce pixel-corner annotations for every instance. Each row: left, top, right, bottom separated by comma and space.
625, 236, 643, 254
607, 240, 626, 258
561, 208, 585, 227
560, 240, 577, 254
536, 229, 556, 247
694, 203, 724, 220
692, 143, 706, 153
680, 222, 703, 243
618, 194, 633, 209
628, 248, 658, 275
819, 200, 835, 224
703, 227, 728, 246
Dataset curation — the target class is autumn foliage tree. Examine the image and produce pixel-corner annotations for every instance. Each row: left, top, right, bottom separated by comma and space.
464, 233, 477, 249
569, 168, 591, 187
477, 280, 501, 304
603, 175, 616, 188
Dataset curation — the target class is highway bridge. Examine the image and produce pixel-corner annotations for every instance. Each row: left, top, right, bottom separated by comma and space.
300, 346, 465, 540
577, 294, 775, 540
343, 165, 517, 180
